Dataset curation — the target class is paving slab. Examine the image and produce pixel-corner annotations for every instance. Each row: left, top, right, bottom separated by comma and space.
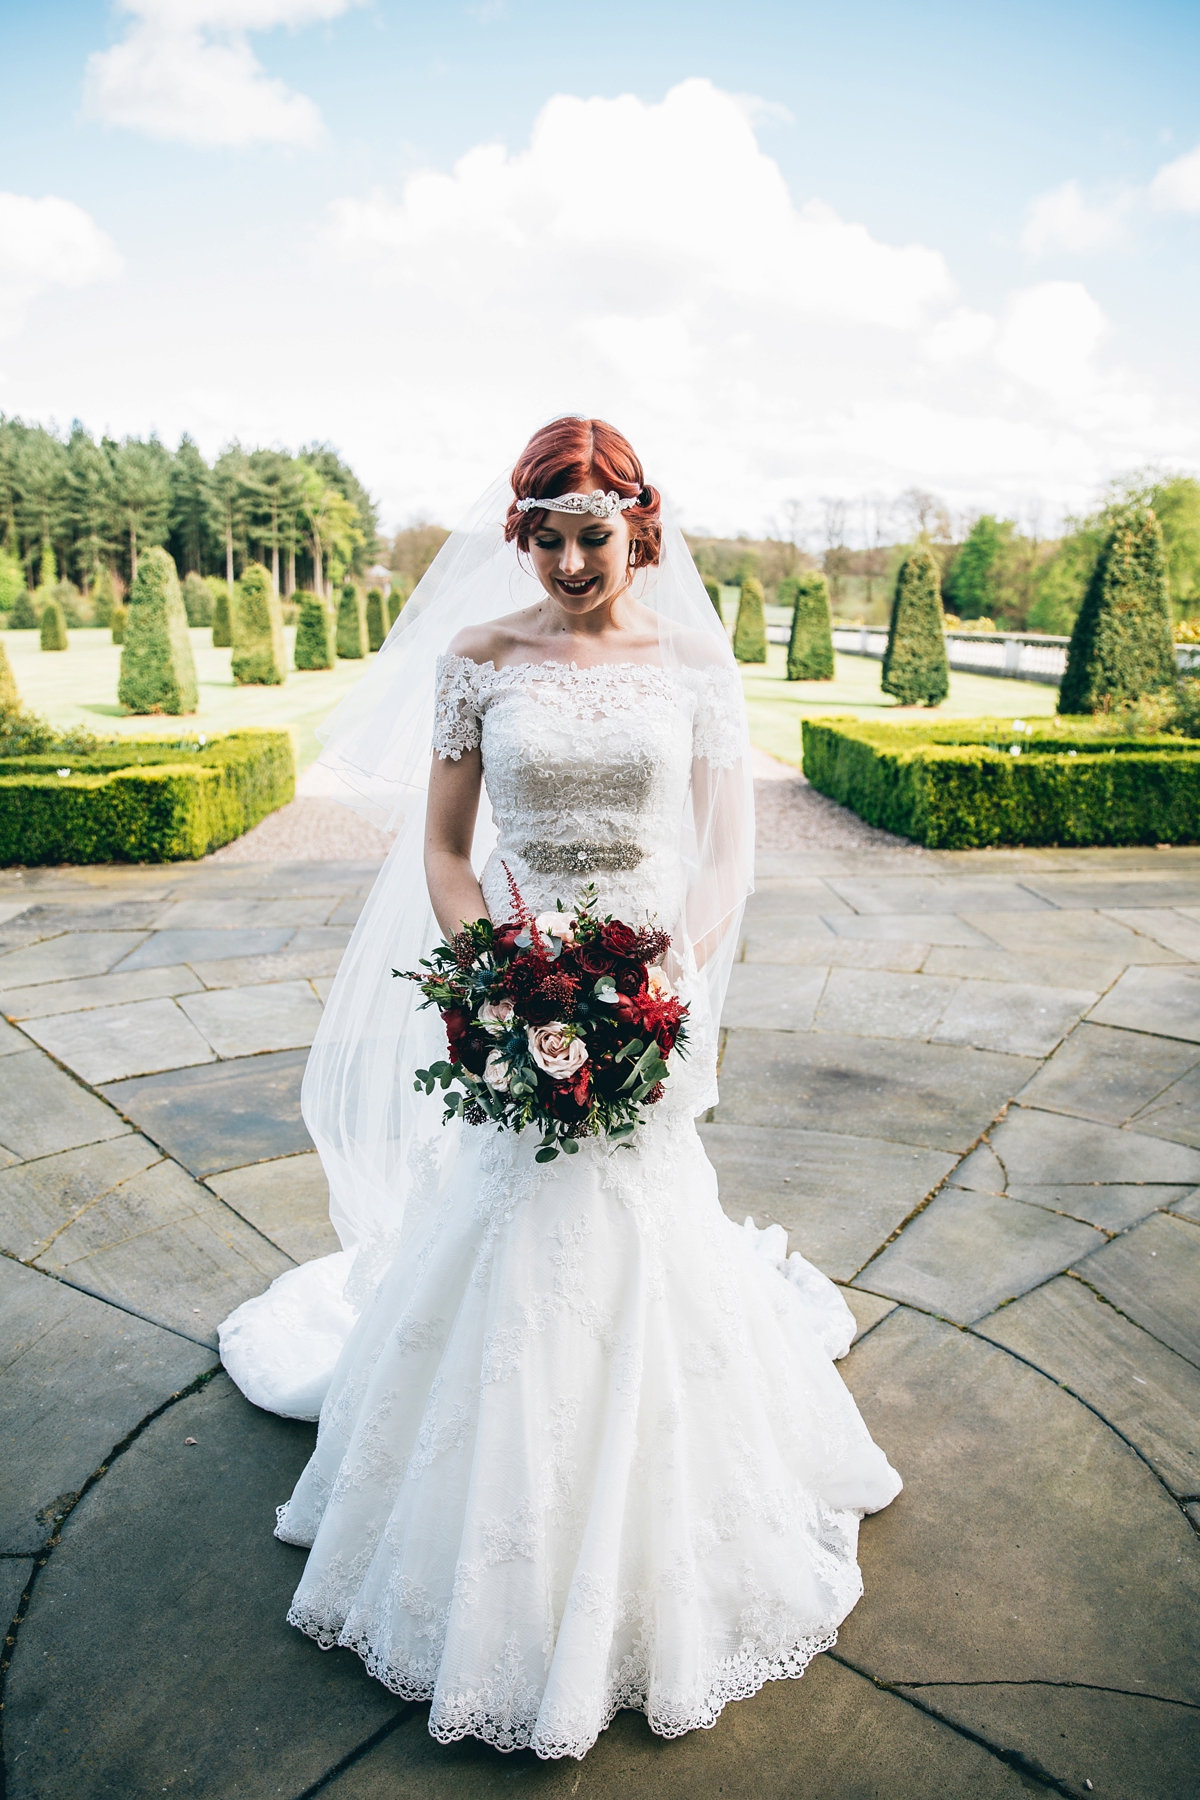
713, 1030, 1034, 1153
1, 1556, 32, 1631
1131, 1063, 1200, 1148
0, 962, 204, 1020
0, 1257, 213, 1554
1088, 964, 1200, 1043
1105, 906, 1200, 960
963, 909, 1182, 963
33, 1156, 293, 1344
0, 1133, 164, 1263
976, 1275, 1200, 1498
1006, 1182, 1189, 1232
812, 967, 957, 1041
317, 1653, 1035, 1799
21, 995, 217, 1084
4, 1374, 399, 1800
101, 1047, 314, 1176
0, 1015, 26, 1056
837, 1286, 897, 1343
719, 963, 828, 1033
923, 941, 1128, 993
824, 913, 995, 946
740, 929, 928, 970
934, 977, 1097, 1058
10, 900, 168, 934
740, 879, 854, 919
205, 1151, 339, 1262
1016, 1021, 1199, 1125
699, 1123, 954, 1281
0, 1048, 131, 1161
824, 874, 1053, 915
1171, 1187, 1200, 1222
1071, 1212, 1200, 1367
151, 895, 336, 930
0, 930, 150, 987
856, 1188, 1103, 1323
115, 926, 296, 971
1020, 872, 1200, 910
187, 945, 348, 990
895, 1683, 1200, 1800
178, 978, 324, 1057
838, 1308, 1200, 1699
986, 1104, 1200, 1188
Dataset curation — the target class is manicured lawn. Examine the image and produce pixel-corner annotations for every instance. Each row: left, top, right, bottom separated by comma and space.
4, 628, 374, 770
740, 644, 1060, 767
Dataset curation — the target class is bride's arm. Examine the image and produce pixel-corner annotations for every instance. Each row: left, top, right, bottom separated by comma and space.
424, 747, 490, 937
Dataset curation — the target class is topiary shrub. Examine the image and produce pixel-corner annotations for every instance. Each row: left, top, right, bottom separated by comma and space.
336, 582, 368, 659
182, 571, 214, 627
733, 576, 767, 664
704, 579, 722, 618
365, 587, 387, 652
91, 567, 119, 628
1059, 506, 1178, 715
10, 589, 39, 630
231, 561, 286, 686
387, 583, 409, 629
111, 603, 128, 645
39, 600, 68, 652
293, 591, 336, 670
882, 548, 949, 706
0, 549, 22, 615
211, 579, 233, 647
784, 571, 834, 681
117, 546, 199, 715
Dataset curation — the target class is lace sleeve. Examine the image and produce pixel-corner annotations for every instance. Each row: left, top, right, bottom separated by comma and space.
432, 654, 482, 761
687, 665, 747, 769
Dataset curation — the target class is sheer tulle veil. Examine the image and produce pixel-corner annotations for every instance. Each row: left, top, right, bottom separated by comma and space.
218, 465, 755, 1419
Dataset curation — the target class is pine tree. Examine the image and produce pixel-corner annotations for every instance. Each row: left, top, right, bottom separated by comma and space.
293, 591, 336, 670
117, 546, 198, 714
882, 548, 949, 706
1059, 506, 1178, 715
182, 571, 214, 627
336, 582, 367, 659
732, 576, 767, 664
704, 579, 723, 618
39, 599, 68, 651
365, 586, 387, 651
231, 560, 286, 685
784, 571, 834, 680
211, 579, 233, 647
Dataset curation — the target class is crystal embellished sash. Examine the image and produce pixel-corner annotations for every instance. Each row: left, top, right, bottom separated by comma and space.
521, 840, 644, 875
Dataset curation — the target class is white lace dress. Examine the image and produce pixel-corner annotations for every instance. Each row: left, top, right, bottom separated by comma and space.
274, 656, 902, 1760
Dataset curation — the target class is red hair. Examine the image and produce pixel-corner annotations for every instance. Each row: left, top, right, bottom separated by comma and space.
504, 417, 662, 569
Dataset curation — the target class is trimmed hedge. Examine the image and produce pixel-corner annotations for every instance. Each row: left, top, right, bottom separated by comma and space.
293, 591, 336, 670
0, 729, 295, 865
802, 716, 1200, 849
40, 600, 68, 651
882, 548, 948, 706
1060, 505, 1177, 714
182, 571, 214, 627
118, 547, 198, 715
704, 579, 722, 617
231, 561, 286, 686
366, 587, 387, 652
211, 579, 233, 647
733, 576, 767, 664
336, 583, 368, 659
783, 570, 834, 680
111, 603, 128, 645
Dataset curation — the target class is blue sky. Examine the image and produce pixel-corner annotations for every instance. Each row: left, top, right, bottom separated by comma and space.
2, 0, 1199, 536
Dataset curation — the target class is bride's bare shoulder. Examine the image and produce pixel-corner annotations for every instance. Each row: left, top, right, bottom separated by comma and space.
445, 610, 540, 668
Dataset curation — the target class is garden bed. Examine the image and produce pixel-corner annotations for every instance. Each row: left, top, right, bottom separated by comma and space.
801, 717, 1200, 849
0, 729, 295, 864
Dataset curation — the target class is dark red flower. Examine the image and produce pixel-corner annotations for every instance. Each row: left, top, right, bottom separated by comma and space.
613, 961, 648, 997
600, 920, 639, 957
442, 1007, 471, 1061
575, 944, 615, 977
615, 991, 687, 1055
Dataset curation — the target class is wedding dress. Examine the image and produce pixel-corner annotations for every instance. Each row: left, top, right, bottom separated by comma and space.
258, 651, 902, 1759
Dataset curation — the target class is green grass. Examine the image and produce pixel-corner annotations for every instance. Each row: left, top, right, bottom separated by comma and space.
740, 644, 1059, 767
3, 627, 373, 771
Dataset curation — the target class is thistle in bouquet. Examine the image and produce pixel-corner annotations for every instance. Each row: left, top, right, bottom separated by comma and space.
395, 873, 689, 1162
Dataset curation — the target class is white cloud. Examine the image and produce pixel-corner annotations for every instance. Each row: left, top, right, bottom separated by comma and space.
1020, 178, 1128, 254
1150, 142, 1200, 213
994, 282, 1110, 397
83, 0, 358, 147
0, 194, 123, 339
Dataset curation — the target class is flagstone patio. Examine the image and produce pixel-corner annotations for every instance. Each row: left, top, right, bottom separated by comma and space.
1, 837, 1198, 1798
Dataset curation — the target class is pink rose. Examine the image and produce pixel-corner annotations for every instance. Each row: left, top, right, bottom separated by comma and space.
483, 1049, 511, 1091
478, 996, 515, 1035
526, 1022, 588, 1082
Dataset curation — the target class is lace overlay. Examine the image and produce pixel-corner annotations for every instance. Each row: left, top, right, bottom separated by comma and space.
274, 654, 901, 1761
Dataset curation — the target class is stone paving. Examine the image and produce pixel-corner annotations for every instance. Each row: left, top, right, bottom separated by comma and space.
1, 840, 1199, 1798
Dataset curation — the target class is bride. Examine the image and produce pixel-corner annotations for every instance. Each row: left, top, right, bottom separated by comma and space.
219, 416, 901, 1761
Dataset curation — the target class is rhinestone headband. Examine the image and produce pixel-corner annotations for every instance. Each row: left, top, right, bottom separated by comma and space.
515, 488, 643, 520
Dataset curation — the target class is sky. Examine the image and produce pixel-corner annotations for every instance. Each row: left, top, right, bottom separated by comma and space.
2, 0, 1199, 540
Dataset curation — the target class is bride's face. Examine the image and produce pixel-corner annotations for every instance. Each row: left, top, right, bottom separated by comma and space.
528, 499, 631, 616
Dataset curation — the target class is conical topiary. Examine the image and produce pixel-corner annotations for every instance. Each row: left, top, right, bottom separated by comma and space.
92, 567, 118, 628
111, 603, 128, 644
182, 571, 214, 627
387, 581, 410, 628
211, 578, 233, 647
704, 579, 722, 618
336, 582, 368, 659
0, 642, 21, 718
881, 548, 949, 706
784, 571, 834, 680
293, 591, 336, 670
1059, 505, 1178, 715
117, 545, 199, 714
39, 599, 68, 651
10, 588, 38, 630
365, 587, 387, 652
231, 561, 286, 686
732, 576, 767, 664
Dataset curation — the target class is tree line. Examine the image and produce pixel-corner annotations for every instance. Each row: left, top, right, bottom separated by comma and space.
0, 416, 380, 615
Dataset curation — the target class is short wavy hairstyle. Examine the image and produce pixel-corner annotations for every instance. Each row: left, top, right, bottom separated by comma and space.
504, 416, 662, 569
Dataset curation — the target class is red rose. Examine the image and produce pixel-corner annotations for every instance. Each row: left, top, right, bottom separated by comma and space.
442, 1007, 470, 1061
613, 961, 648, 996
575, 944, 615, 977
600, 920, 639, 957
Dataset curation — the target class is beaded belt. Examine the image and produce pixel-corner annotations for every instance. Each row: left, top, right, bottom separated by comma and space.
521, 840, 645, 875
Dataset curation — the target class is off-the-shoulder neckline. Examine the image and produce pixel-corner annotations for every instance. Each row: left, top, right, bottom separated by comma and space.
440, 652, 671, 676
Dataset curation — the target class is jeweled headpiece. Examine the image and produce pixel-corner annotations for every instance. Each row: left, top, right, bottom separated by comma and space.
515, 488, 645, 519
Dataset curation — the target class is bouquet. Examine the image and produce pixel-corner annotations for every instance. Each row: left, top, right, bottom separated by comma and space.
396, 874, 689, 1162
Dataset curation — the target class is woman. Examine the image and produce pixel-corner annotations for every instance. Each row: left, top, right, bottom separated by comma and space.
220, 417, 900, 1761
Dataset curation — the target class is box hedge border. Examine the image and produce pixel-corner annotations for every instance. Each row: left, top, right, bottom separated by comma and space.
801, 716, 1200, 849
0, 729, 295, 865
